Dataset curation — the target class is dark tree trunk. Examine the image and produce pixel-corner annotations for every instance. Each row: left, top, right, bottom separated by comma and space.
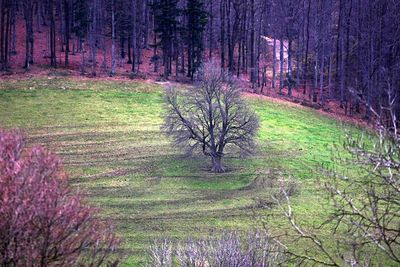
127, 36, 132, 64
49, 0, 56, 67
4, 0, 10, 70
303, 0, 311, 95
227, 0, 233, 72
24, 0, 34, 69
10, 0, 15, 54
249, 0, 255, 85
336, 0, 343, 99
211, 156, 224, 173
131, 0, 136, 72
64, 0, 70, 66
220, 0, 225, 69
208, 0, 212, 60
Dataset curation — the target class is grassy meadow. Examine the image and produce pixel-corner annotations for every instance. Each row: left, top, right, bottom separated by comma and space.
0, 78, 355, 266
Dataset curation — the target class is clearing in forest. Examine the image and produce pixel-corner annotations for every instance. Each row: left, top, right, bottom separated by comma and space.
0, 77, 355, 266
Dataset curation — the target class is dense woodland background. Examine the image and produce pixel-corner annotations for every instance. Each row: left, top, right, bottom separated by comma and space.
0, 0, 399, 125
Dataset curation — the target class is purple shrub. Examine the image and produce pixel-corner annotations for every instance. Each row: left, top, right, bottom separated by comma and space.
0, 129, 120, 266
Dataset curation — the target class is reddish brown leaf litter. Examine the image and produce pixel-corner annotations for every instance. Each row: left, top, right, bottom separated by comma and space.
2, 17, 369, 129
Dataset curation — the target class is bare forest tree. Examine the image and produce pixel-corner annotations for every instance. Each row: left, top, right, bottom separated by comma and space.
163, 62, 259, 173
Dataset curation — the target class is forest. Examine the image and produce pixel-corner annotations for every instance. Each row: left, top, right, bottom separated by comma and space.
0, 0, 399, 123
0, 0, 400, 266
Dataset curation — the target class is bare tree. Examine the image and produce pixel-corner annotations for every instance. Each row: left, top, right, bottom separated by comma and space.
163, 62, 259, 173
273, 96, 400, 266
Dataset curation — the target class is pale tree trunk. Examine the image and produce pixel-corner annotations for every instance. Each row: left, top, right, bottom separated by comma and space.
313, 51, 318, 102
256, 19, 262, 89
296, 40, 301, 90
287, 38, 293, 96
279, 36, 284, 94
319, 51, 325, 105
328, 50, 332, 98
80, 40, 85, 74
272, 36, 276, 90
340, 26, 345, 108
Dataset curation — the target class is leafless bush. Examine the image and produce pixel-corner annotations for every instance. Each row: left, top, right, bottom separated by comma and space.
147, 231, 284, 267
273, 103, 400, 266
148, 239, 173, 267
176, 238, 209, 267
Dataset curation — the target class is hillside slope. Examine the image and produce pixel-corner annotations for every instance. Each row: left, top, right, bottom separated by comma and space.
0, 78, 360, 266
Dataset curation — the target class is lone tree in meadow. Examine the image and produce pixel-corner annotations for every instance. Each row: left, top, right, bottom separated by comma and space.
163, 62, 260, 173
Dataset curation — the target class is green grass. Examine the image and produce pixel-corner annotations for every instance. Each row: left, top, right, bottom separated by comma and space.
0, 78, 356, 266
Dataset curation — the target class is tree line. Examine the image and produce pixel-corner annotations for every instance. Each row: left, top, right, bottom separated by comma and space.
0, 0, 399, 124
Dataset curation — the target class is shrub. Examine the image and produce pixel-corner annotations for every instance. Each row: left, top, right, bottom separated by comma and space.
276, 127, 400, 266
148, 231, 284, 266
0, 129, 120, 266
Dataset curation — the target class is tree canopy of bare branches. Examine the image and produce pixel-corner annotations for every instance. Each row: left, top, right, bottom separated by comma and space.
163, 62, 259, 173
274, 118, 400, 266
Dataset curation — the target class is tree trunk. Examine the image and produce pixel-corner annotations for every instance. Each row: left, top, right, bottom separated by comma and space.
111, 0, 116, 75
131, 0, 136, 72
90, 1, 97, 76
287, 38, 293, 97
208, 0, 212, 60
313, 51, 318, 102
279, 36, 284, 94
64, 0, 70, 66
143, 0, 149, 49
10, 1, 15, 54
220, 0, 225, 69
336, 0, 343, 98
249, 0, 255, 85
211, 156, 224, 173
127, 36, 132, 64
227, 0, 233, 72
24, 0, 34, 70
303, 0, 311, 94
272, 36, 276, 89
49, 0, 56, 68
